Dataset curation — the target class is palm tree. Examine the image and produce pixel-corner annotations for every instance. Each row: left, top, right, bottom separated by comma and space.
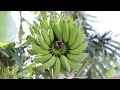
65, 11, 120, 79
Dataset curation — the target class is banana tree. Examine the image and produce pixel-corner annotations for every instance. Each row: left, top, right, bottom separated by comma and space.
0, 11, 18, 43
0, 11, 29, 79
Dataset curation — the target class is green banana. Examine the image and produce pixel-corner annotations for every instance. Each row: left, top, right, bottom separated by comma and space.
69, 42, 88, 55
60, 55, 70, 72
67, 59, 80, 70
28, 48, 38, 55
52, 15, 58, 23
29, 27, 34, 36
26, 35, 38, 44
31, 43, 49, 55
62, 20, 69, 43
59, 15, 64, 29
48, 27, 54, 43
49, 66, 53, 77
70, 29, 86, 49
33, 21, 40, 28
73, 19, 78, 26
60, 67, 69, 77
68, 15, 74, 22
49, 15, 58, 27
37, 55, 56, 70
32, 26, 40, 34
27, 14, 88, 77
53, 57, 61, 77
34, 54, 52, 63
52, 22, 62, 41
68, 22, 77, 46
49, 15, 53, 27
64, 15, 71, 23
67, 53, 88, 63
41, 28, 51, 45
39, 18, 48, 30
36, 33, 50, 50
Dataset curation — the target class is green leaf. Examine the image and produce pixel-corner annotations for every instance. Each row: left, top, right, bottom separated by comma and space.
0, 11, 17, 43
112, 40, 120, 46
75, 58, 90, 77
0, 42, 9, 48
105, 68, 116, 78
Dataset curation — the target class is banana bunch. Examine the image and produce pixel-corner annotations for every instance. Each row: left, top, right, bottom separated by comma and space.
27, 14, 88, 78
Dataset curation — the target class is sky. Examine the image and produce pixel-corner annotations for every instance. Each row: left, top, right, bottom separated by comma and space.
85, 11, 120, 41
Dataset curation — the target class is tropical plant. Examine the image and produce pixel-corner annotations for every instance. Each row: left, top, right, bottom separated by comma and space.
0, 11, 120, 79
